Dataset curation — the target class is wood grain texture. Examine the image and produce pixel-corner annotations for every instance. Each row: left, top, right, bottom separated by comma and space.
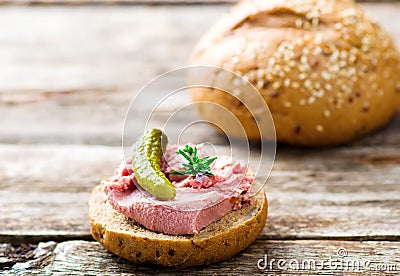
0, 4, 399, 145
0, 0, 398, 6
2, 240, 399, 274
0, 3, 398, 90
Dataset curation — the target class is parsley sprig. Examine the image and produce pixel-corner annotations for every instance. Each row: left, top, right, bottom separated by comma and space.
170, 145, 217, 177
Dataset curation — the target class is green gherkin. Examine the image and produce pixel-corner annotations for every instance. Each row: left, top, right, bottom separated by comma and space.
132, 128, 176, 200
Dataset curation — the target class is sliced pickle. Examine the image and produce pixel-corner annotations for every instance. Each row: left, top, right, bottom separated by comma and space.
132, 128, 176, 200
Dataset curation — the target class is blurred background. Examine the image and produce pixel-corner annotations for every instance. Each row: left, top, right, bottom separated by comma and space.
1, 1, 399, 145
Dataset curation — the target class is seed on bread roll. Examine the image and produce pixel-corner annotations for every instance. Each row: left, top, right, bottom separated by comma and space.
191, 0, 400, 146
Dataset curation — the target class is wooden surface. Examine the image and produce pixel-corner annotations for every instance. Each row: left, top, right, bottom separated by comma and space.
0, 0, 398, 6
2, 240, 400, 274
1, 2, 400, 275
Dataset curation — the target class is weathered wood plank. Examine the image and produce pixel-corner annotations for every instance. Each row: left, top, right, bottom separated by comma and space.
1, 99, 399, 146
0, 4, 399, 145
0, 0, 398, 6
0, 241, 56, 272
2, 240, 399, 275
0, 5, 225, 91
0, 4, 399, 91
1, 144, 399, 242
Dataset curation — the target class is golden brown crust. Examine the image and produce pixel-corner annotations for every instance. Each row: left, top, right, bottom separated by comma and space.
191, 0, 400, 146
89, 185, 268, 267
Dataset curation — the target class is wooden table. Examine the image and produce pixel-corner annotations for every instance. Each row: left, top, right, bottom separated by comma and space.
1, 2, 399, 275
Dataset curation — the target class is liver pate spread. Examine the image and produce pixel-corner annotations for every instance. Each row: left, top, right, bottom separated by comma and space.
102, 144, 254, 235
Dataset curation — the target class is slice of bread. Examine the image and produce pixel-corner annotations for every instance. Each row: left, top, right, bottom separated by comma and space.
89, 185, 268, 267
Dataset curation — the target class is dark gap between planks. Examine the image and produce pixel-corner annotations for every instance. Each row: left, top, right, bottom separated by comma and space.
2, 234, 400, 245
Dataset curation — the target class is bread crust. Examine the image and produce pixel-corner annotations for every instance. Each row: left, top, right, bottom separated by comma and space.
191, 0, 400, 146
89, 185, 267, 267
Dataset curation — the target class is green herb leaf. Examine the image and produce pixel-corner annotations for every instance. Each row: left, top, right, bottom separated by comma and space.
170, 145, 217, 177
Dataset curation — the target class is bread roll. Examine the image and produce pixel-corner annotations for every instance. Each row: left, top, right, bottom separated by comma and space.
89, 185, 268, 267
191, 0, 400, 146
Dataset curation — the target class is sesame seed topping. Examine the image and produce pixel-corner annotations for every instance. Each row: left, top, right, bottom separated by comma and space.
348, 67, 356, 76
292, 82, 300, 89
361, 37, 370, 45
331, 64, 340, 73
268, 57, 276, 65
312, 47, 322, 55
340, 51, 348, 60
304, 79, 312, 89
299, 64, 309, 72
325, 83, 333, 91
315, 34, 323, 43
257, 70, 266, 79
361, 45, 369, 52
316, 124, 324, 132
232, 56, 239, 64
313, 90, 324, 98
343, 16, 356, 26
283, 55, 291, 62
341, 84, 351, 94
237, 8, 393, 119
294, 39, 302, 47
361, 65, 369, 72
334, 22, 343, 30
283, 101, 292, 108
272, 82, 281, 90
303, 48, 310, 55
321, 71, 331, 81
331, 51, 339, 61
256, 80, 264, 89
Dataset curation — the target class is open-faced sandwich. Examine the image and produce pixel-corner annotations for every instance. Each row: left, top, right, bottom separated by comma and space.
89, 128, 267, 267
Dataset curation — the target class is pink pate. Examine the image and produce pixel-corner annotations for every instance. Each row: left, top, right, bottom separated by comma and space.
102, 144, 254, 235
